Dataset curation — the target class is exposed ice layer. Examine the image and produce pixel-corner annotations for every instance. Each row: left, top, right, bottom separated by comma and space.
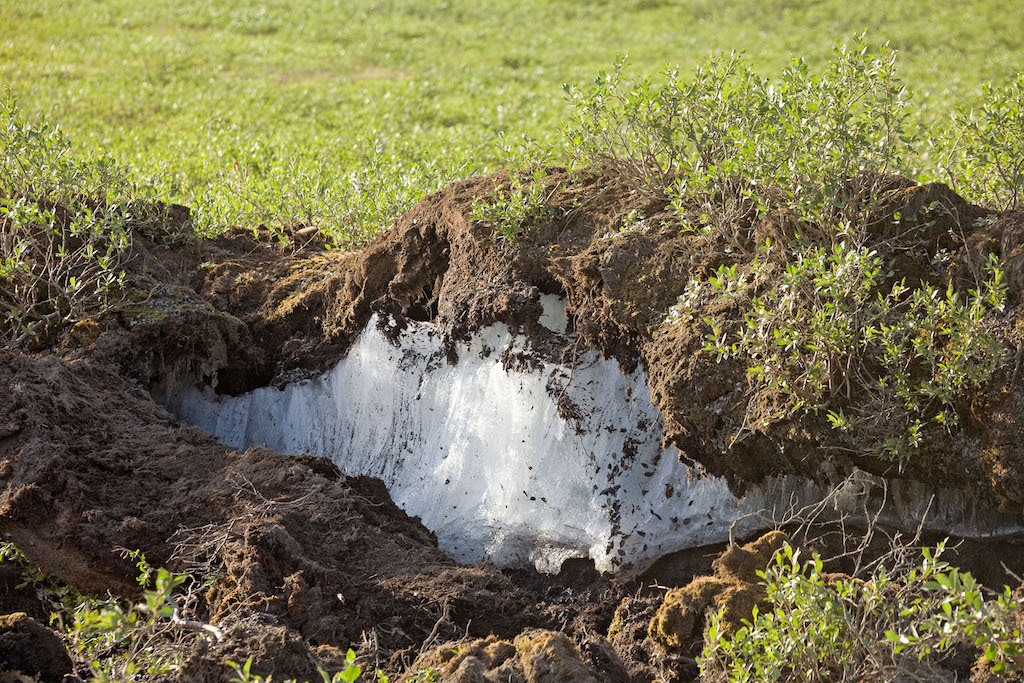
157, 311, 1024, 574
538, 294, 569, 335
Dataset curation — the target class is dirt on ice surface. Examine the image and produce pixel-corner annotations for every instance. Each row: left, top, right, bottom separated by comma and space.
2, 165, 1024, 681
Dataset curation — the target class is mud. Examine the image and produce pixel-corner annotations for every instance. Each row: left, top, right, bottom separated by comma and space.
1, 166, 1023, 679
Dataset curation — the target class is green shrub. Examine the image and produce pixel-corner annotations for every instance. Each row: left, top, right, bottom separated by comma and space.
0, 542, 212, 681
937, 73, 1024, 210
0, 541, 81, 613
565, 38, 1017, 461
700, 542, 1024, 682
469, 133, 556, 243
69, 566, 189, 680
563, 35, 912, 230
0, 91, 178, 349
681, 235, 1007, 460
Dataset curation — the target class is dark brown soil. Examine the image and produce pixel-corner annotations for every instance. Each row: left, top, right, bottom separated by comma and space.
1, 166, 1023, 680
0, 612, 73, 682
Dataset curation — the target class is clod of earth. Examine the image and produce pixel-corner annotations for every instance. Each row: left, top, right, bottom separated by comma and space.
0, 612, 73, 683
648, 531, 788, 653
413, 630, 625, 683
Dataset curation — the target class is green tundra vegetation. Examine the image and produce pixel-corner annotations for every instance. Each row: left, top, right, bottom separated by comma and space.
3, 0, 1024, 243
2, 1, 1024, 680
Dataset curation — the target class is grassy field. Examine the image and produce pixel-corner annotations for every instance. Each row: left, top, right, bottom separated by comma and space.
3, 0, 1024, 242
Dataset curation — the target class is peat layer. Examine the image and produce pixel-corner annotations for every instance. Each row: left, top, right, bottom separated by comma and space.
2, 166, 1024, 680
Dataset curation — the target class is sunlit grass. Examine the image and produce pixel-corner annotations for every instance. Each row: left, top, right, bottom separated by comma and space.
2, 0, 1023, 243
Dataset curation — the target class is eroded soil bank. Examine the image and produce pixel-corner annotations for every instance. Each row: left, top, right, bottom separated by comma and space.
166, 167, 1024, 508
3, 166, 1024, 680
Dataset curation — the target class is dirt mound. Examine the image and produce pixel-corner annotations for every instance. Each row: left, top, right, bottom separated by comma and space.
647, 531, 787, 654
332, 170, 1024, 507
411, 629, 630, 683
0, 612, 72, 682
34, 165, 1024, 508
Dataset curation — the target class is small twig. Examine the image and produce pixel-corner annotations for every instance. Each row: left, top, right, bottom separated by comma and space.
171, 597, 224, 641
235, 473, 322, 507
420, 601, 451, 654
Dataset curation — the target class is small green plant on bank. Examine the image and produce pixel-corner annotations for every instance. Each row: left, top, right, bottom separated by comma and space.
0, 541, 208, 680
470, 132, 556, 243
0, 541, 80, 611
700, 542, 1024, 681
0, 91, 168, 349
70, 566, 189, 680
228, 648, 382, 683
688, 235, 1007, 459
609, 208, 648, 238
938, 73, 1024, 211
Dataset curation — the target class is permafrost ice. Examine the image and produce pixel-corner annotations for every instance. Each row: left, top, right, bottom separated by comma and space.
157, 302, 1024, 574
